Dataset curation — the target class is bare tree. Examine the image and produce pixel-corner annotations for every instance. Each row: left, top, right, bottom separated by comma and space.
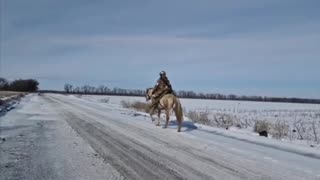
272, 120, 289, 139
311, 120, 319, 142
294, 119, 306, 140
64, 84, 73, 93
0, 77, 9, 90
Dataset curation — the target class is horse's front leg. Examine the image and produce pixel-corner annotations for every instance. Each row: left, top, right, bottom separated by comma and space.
150, 114, 155, 122
149, 107, 156, 122
156, 109, 161, 126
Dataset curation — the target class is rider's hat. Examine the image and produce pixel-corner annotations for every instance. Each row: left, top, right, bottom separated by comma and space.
160, 71, 166, 76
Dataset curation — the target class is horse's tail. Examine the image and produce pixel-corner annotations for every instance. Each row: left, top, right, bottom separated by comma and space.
174, 97, 184, 122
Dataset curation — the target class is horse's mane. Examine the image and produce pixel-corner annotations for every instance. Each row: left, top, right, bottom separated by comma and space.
146, 88, 153, 94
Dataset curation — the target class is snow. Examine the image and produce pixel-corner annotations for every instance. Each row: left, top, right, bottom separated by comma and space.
73, 94, 320, 149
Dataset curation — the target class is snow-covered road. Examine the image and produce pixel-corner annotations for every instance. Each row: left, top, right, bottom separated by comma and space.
1, 94, 320, 180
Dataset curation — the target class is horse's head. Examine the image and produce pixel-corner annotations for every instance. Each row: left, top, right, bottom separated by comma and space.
145, 88, 153, 101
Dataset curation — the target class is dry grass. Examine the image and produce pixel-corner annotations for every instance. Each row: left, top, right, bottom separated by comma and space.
0, 91, 25, 98
0, 91, 26, 99
121, 100, 150, 113
187, 110, 235, 128
99, 97, 110, 103
0, 91, 26, 105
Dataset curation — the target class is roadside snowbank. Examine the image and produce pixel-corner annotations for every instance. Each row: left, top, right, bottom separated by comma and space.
194, 124, 320, 159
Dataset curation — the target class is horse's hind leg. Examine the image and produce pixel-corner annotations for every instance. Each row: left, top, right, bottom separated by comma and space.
177, 120, 182, 132
164, 110, 170, 128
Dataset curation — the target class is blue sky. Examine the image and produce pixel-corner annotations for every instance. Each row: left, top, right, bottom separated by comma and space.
1, 0, 320, 98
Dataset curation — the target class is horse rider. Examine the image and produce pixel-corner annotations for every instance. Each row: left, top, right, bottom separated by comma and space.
149, 71, 174, 113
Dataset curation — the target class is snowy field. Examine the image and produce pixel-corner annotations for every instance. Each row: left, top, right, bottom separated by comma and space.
76, 94, 320, 148
76, 94, 320, 111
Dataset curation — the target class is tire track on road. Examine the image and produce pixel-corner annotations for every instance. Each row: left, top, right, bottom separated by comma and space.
45, 96, 219, 180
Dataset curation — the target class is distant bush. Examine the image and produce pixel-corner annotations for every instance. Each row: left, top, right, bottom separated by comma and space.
271, 120, 289, 139
213, 113, 234, 128
254, 120, 271, 133
1, 79, 39, 92
100, 98, 110, 103
12, 79, 38, 92
0, 78, 9, 90
120, 100, 131, 109
187, 110, 199, 122
187, 110, 236, 128
187, 110, 210, 125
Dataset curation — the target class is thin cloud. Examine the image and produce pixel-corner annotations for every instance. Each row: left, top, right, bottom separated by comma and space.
2, 0, 320, 98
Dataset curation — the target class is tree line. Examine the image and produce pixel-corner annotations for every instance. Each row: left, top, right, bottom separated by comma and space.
62, 83, 320, 104
63, 84, 145, 96
0, 78, 39, 92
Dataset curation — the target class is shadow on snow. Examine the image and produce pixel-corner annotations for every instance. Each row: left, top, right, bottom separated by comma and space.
163, 120, 197, 132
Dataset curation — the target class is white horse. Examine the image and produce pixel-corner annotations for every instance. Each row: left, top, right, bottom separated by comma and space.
145, 88, 183, 132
